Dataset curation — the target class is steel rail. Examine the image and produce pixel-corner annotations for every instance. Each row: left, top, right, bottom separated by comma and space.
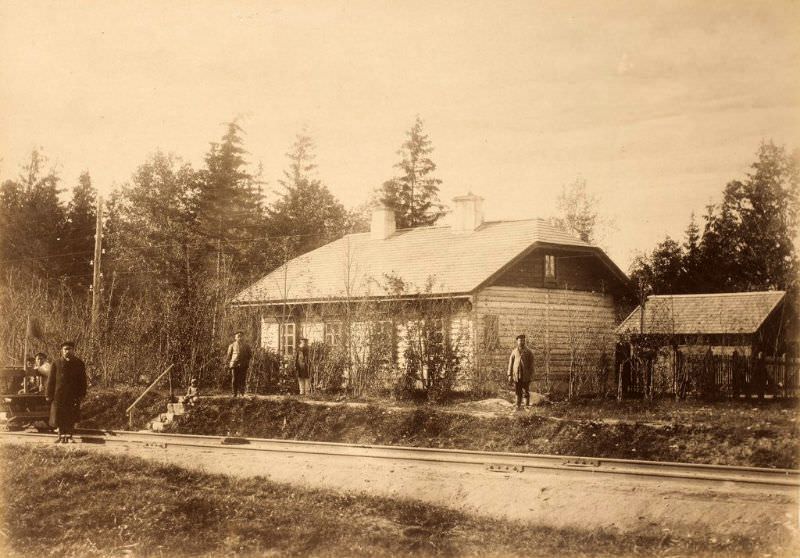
2, 429, 798, 488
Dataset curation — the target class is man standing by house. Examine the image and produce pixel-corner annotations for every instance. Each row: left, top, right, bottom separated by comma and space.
46, 341, 87, 443
507, 334, 534, 410
226, 331, 252, 398
295, 338, 311, 396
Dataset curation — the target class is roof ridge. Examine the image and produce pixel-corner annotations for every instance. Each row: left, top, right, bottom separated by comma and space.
482, 217, 546, 224
394, 218, 549, 231
648, 291, 785, 299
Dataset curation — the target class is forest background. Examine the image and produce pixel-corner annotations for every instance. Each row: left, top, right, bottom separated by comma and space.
1, 117, 796, 394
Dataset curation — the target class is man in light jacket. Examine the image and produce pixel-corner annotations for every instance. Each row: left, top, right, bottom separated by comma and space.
507, 334, 534, 410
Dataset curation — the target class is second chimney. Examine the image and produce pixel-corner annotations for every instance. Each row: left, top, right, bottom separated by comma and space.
452, 193, 484, 232
370, 206, 396, 240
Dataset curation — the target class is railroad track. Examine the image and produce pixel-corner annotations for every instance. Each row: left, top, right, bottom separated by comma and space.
3, 429, 798, 489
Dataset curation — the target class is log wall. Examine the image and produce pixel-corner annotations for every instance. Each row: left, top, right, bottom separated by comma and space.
473, 286, 618, 391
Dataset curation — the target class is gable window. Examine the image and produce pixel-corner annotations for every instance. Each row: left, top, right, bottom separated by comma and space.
544, 254, 556, 282
281, 323, 296, 355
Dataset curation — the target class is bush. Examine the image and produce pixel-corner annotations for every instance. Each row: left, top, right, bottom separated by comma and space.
309, 342, 347, 394
247, 349, 291, 394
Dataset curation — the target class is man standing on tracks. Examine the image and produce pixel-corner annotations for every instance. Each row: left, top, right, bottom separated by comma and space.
46, 341, 87, 443
507, 334, 534, 410
226, 331, 252, 398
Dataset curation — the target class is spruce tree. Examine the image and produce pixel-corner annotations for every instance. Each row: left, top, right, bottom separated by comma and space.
0, 150, 65, 277
679, 213, 701, 292
379, 117, 446, 228
62, 171, 97, 290
196, 121, 270, 278
269, 132, 349, 258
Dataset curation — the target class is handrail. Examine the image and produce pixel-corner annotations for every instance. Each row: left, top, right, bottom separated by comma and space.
126, 364, 174, 427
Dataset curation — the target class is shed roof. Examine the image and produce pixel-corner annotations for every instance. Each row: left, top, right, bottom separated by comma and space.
233, 218, 627, 305
616, 291, 786, 336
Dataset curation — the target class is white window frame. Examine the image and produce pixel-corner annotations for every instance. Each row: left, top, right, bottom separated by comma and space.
281, 323, 296, 355
324, 322, 343, 346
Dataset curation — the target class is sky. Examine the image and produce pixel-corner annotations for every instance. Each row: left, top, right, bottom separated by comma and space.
1, 0, 799, 269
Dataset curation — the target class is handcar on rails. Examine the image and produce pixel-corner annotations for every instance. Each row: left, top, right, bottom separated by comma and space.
0, 366, 51, 431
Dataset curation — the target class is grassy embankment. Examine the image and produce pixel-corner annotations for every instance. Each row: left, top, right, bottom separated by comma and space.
2, 444, 790, 558
79, 389, 800, 468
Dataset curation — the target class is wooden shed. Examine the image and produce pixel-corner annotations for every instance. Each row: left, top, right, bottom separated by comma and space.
615, 291, 798, 398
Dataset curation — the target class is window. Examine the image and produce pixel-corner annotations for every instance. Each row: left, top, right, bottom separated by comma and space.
544, 254, 556, 282
281, 323, 296, 355
324, 322, 343, 346
374, 320, 395, 364
482, 314, 500, 351
425, 318, 446, 350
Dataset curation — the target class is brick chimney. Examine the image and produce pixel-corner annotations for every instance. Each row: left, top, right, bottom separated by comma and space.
370, 206, 396, 240
452, 193, 484, 232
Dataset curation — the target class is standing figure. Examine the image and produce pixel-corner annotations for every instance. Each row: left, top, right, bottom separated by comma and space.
31, 352, 52, 393
226, 331, 252, 398
46, 341, 87, 443
295, 338, 311, 396
507, 334, 534, 410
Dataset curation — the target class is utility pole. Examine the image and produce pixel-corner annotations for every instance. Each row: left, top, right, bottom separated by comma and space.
91, 195, 103, 343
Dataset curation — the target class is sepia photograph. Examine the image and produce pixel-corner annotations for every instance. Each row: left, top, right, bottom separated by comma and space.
1, 1, 798, 556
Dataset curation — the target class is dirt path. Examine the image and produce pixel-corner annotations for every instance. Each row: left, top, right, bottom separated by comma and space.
6, 434, 797, 540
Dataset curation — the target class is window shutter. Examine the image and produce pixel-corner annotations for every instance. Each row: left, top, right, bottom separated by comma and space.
260, 319, 280, 351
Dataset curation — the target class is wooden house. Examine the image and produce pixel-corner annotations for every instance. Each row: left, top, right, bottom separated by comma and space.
232, 194, 631, 392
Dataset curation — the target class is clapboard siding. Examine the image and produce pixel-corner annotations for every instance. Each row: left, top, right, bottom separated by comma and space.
474, 286, 618, 386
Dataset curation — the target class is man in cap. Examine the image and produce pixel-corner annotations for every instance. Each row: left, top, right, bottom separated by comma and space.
507, 334, 535, 410
226, 331, 252, 397
46, 341, 87, 443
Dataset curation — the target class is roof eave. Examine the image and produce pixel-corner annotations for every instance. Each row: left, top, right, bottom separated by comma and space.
230, 292, 474, 308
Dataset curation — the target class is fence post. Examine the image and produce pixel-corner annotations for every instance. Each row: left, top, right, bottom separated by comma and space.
780, 353, 786, 398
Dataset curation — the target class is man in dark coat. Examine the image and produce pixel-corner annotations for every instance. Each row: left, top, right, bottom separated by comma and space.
226, 331, 253, 397
295, 338, 311, 396
507, 334, 535, 410
46, 341, 87, 443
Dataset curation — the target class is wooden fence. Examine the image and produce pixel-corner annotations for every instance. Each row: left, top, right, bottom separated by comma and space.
619, 351, 799, 399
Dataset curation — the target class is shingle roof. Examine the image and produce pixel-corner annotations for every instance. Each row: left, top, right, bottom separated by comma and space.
233, 218, 617, 304
616, 291, 786, 336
